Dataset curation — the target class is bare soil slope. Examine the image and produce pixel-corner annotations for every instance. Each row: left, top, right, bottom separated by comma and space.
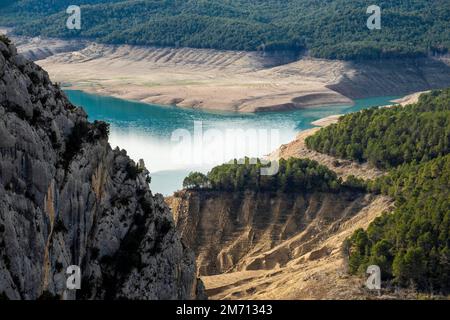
269, 127, 384, 181
169, 190, 393, 299
7, 34, 449, 113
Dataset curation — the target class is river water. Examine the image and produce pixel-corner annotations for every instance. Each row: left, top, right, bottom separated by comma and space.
65, 90, 398, 195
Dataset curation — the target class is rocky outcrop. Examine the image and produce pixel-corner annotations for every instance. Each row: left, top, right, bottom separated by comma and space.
0, 38, 204, 300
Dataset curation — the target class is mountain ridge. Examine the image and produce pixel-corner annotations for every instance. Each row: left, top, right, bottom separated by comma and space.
1, 0, 449, 60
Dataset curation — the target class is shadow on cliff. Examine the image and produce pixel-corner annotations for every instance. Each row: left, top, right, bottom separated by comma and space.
327, 57, 450, 99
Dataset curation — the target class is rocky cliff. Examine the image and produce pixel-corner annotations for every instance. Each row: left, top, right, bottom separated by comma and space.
168, 190, 392, 299
0, 37, 203, 300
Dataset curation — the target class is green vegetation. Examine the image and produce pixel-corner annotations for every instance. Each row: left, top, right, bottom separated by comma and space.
93, 120, 110, 139
304, 89, 450, 293
61, 120, 109, 170
186, 89, 449, 293
62, 121, 90, 170
183, 157, 361, 193
349, 156, 449, 292
37, 290, 59, 300
1, 0, 449, 60
0, 291, 9, 300
183, 172, 209, 190
125, 162, 144, 180
0, 34, 11, 45
53, 219, 68, 233
306, 89, 450, 169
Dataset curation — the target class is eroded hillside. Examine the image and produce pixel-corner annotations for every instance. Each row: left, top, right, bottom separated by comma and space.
4, 31, 450, 113
168, 190, 393, 299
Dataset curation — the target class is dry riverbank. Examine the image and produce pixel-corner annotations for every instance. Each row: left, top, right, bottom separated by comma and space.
5, 32, 450, 113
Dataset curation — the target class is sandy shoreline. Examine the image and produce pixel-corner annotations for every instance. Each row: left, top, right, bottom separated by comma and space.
34, 42, 354, 113
392, 91, 429, 106
64, 82, 354, 113
3, 30, 450, 113
1, 32, 355, 113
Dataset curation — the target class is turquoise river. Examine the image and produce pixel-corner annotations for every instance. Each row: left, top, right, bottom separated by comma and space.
65, 90, 399, 195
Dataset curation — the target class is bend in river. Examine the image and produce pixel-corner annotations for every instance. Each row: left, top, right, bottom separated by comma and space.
65, 90, 398, 195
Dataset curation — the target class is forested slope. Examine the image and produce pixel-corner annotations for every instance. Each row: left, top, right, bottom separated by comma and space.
1, 0, 449, 60
306, 89, 449, 293
305, 89, 450, 169
348, 156, 449, 293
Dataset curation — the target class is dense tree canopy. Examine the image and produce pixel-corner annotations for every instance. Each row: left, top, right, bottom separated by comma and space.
349, 155, 450, 292
1, 0, 449, 60
306, 89, 450, 169
183, 158, 361, 193
183, 172, 209, 189
312, 89, 450, 293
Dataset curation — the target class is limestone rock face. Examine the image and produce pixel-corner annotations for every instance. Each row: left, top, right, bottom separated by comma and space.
0, 38, 204, 300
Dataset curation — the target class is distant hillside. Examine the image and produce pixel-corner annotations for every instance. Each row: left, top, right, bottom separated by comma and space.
1, 0, 449, 60
306, 89, 450, 293
306, 89, 450, 169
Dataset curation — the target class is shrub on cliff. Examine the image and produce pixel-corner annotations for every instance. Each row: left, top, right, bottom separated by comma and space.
183, 157, 360, 193
62, 121, 90, 170
94, 120, 110, 139
0, 34, 11, 45
183, 172, 209, 190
